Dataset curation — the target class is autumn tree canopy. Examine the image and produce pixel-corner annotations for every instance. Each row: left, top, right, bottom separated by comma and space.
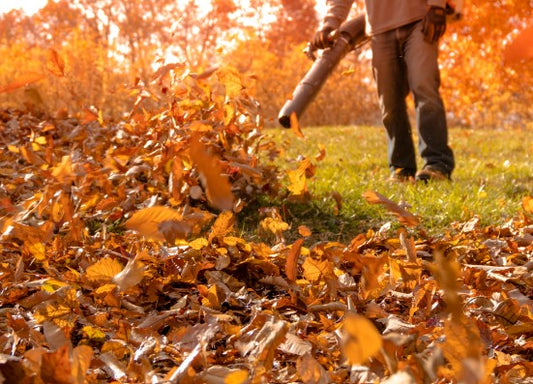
0, 0, 531, 124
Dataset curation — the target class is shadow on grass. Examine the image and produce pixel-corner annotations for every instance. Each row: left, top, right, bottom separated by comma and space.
237, 194, 383, 244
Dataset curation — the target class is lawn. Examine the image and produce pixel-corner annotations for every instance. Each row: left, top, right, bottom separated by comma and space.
262, 125, 532, 241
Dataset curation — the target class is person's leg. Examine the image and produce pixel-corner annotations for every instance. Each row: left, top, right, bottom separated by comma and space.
403, 21, 455, 176
371, 31, 417, 177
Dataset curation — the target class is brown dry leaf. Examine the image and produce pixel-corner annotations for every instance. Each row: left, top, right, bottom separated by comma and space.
125, 206, 186, 241
189, 135, 234, 211
341, 313, 383, 365
297, 353, 330, 384
286, 239, 304, 282
0, 72, 46, 93
86, 257, 123, 284
363, 190, 419, 227
290, 112, 304, 138
46, 48, 66, 76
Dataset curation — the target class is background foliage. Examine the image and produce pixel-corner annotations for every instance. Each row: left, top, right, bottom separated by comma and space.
0, 0, 531, 128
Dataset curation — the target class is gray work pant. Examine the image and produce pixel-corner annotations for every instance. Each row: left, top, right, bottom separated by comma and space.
371, 20, 455, 176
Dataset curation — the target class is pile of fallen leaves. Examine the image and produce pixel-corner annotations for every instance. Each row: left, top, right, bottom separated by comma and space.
1, 65, 532, 383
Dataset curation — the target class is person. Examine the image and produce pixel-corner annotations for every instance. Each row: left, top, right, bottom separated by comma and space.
313, 0, 455, 182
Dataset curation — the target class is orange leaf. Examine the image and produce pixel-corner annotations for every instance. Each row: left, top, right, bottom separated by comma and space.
41, 345, 73, 384
0, 72, 46, 93
523, 196, 533, 214
298, 225, 312, 237
362, 190, 419, 227
290, 112, 304, 138
286, 239, 303, 282
46, 48, 65, 77
125, 206, 187, 241
341, 313, 383, 365
189, 135, 234, 211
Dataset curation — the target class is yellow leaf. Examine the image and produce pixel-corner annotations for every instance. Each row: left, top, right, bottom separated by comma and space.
224, 369, 249, 384
41, 279, 69, 292
342, 313, 382, 365
216, 66, 243, 98
82, 326, 106, 341
86, 257, 123, 284
260, 217, 289, 236
287, 158, 312, 196
188, 237, 209, 250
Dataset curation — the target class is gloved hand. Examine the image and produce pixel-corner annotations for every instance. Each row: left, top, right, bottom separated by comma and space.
422, 6, 447, 43
312, 27, 334, 49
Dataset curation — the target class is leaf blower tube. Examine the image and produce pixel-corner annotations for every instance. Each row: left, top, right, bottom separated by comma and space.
278, 15, 368, 128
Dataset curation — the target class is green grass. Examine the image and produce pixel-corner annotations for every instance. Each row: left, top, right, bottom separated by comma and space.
251, 125, 532, 242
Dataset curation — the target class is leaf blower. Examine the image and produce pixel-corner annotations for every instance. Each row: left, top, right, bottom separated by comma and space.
278, 15, 368, 128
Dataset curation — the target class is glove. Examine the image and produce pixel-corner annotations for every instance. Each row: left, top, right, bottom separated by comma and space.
312, 27, 334, 49
422, 6, 447, 43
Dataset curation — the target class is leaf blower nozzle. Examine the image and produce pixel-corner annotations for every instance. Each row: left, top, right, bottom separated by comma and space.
278, 15, 368, 128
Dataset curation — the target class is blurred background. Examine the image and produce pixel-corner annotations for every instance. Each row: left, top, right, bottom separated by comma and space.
0, 0, 531, 128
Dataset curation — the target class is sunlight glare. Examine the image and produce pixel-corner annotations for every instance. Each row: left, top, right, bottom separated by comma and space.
0, 0, 47, 15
